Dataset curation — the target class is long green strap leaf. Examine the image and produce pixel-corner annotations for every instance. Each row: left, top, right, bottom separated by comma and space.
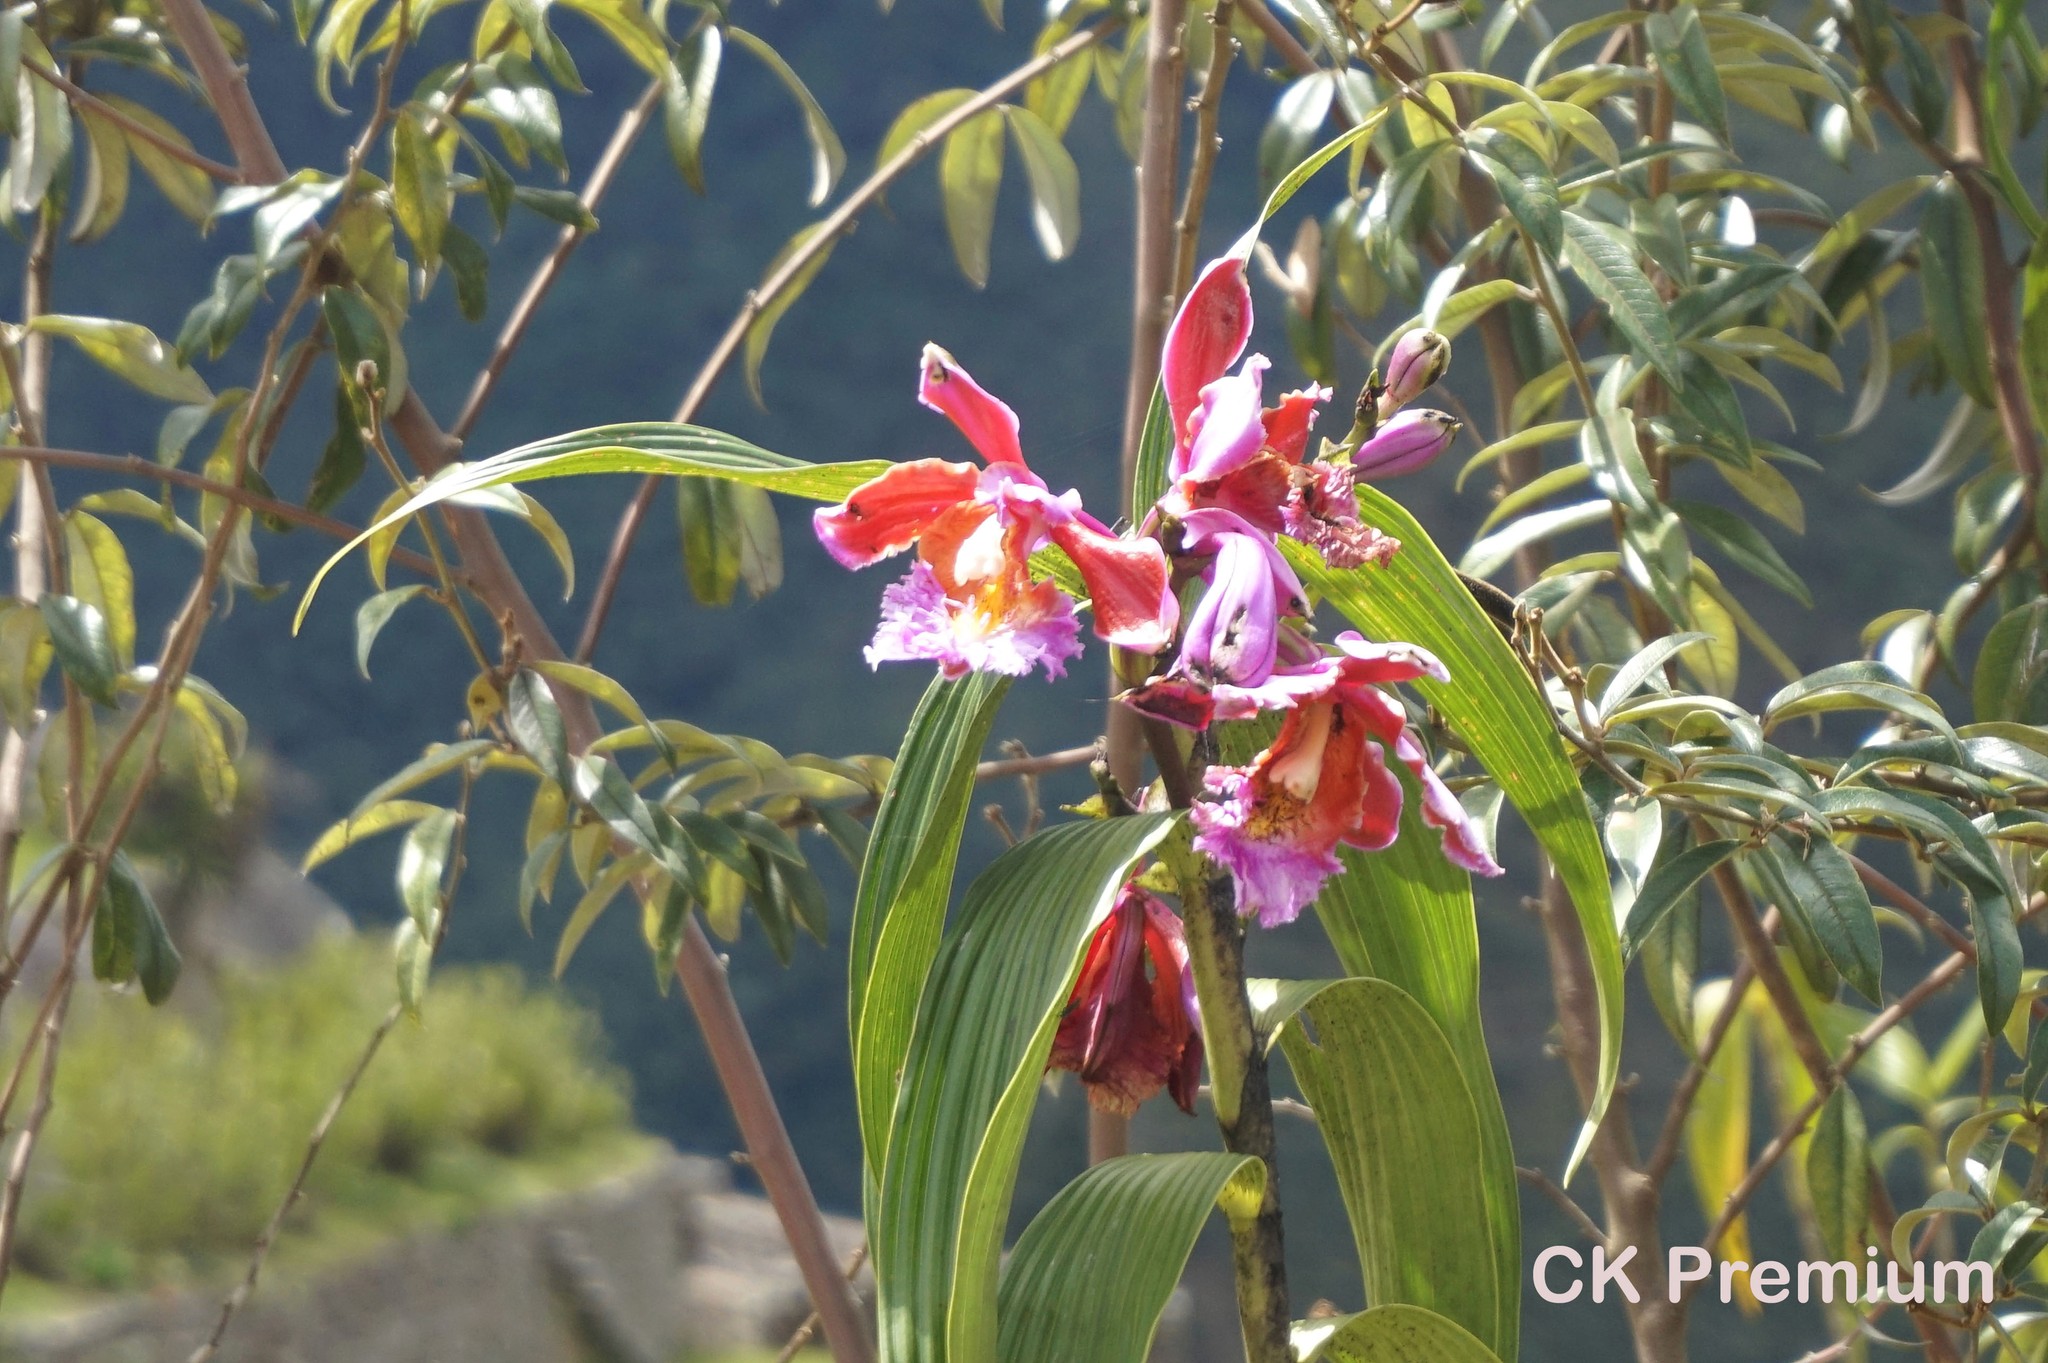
1297, 1304, 1507, 1363
1272, 978, 1504, 1351
851, 671, 1011, 1184
996, 1152, 1263, 1363
297, 423, 884, 628
1221, 726, 1519, 1356
1311, 782, 1520, 1359
1286, 486, 1621, 1182
877, 813, 1179, 1363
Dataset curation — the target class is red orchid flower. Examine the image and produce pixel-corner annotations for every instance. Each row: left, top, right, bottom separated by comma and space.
1047, 883, 1204, 1116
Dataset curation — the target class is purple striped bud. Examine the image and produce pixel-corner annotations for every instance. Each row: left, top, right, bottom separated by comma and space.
1351, 409, 1460, 480
1377, 329, 1450, 419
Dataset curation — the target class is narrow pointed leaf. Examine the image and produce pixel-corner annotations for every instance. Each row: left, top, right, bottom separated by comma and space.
851, 671, 1010, 1180
876, 814, 1177, 1363
1287, 488, 1622, 1181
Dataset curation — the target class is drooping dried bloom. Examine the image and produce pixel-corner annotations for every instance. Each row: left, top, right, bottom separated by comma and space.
1048, 884, 1204, 1116
815, 346, 1177, 679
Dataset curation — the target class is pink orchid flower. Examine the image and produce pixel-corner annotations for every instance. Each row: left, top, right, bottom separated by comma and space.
1156, 258, 1396, 570
1188, 631, 1503, 927
814, 345, 1177, 680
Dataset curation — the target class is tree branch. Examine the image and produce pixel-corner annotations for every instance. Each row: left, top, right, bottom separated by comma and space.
152, 5, 873, 1356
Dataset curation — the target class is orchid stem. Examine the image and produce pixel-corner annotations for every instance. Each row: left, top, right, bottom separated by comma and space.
1164, 828, 1290, 1363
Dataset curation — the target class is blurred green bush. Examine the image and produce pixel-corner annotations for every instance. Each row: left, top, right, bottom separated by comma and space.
12, 937, 635, 1294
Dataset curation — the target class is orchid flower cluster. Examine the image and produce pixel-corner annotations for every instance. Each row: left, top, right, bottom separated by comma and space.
815, 253, 1502, 1114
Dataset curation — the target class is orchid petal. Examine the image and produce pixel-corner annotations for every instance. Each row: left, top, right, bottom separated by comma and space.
918, 343, 1027, 466
1261, 385, 1331, 464
1163, 255, 1254, 440
1180, 356, 1270, 484
1048, 519, 1177, 652
813, 458, 982, 568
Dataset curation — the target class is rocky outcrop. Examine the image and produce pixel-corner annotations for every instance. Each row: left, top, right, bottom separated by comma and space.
0, 1147, 870, 1363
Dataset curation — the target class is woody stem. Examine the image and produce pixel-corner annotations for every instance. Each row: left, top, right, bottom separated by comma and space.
1165, 827, 1290, 1363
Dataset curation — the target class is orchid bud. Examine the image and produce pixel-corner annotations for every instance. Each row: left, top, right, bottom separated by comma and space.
1377, 329, 1450, 419
1351, 409, 1460, 480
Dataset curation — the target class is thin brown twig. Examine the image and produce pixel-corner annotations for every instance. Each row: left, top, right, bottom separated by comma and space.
1692, 947, 1970, 1280
450, 80, 663, 442
23, 59, 242, 182
1517, 1165, 1605, 1245
770, 1241, 870, 1363
572, 17, 1122, 663
1172, 0, 1237, 300
974, 744, 1097, 782
184, 1003, 404, 1363
1, 444, 446, 579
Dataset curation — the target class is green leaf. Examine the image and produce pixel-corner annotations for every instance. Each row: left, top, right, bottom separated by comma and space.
442, 224, 489, 322
1920, 176, 1996, 408
676, 477, 783, 606
1620, 839, 1740, 960
29, 316, 213, 405
1751, 833, 1882, 1004
1808, 1085, 1870, 1258
1287, 491, 1623, 1181
397, 806, 457, 936
63, 512, 135, 671
1128, 383, 1173, 524
1278, 979, 1506, 1351
663, 27, 721, 194
348, 738, 496, 816
1464, 128, 1561, 258
940, 108, 1005, 288
996, 1153, 1264, 1363
1645, 2, 1729, 144
1303, 771, 1519, 1359
878, 88, 977, 168
1765, 661, 1959, 755
851, 672, 1010, 1183
743, 223, 836, 403
72, 107, 132, 244
2022, 235, 2048, 440
321, 285, 394, 394
38, 595, 118, 706
8, 29, 70, 214
1560, 211, 1683, 386
513, 186, 596, 230
1975, 600, 2048, 725
1000, 105, 1079, 262
92, 852, 181, 1005
1296, 1304, 1505, 1363
506, 669, 569, 789
876, 813, 1177, 1363
302, 798, 442, 871
354, 584, 427, 679
1259, 74, 1336, 197
0, 10, 23, 138
298, 423, 882, 629
0, 602, 51, 734
727, 27, 845, 207
392, 106, 450, 272
1673, 501, 1811, 606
